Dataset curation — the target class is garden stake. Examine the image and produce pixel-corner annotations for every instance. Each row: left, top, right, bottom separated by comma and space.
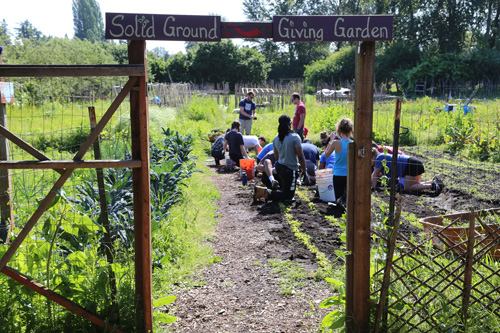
388, 99, 402, 228
88, 106, 119, 322
374, 196, 402, 333
461, 209, 475, 326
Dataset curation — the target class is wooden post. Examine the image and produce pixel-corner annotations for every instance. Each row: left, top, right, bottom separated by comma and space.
0, 50, 14, 243
0, 96, 13, 244
128, 40, 153, 333
345, 141, 356, 330
346, 41, 375, 333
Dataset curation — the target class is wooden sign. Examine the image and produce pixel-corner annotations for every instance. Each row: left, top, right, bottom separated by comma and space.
105, 13, 221, 41
221, 22, 272, 39
273, 15, 393, 42
0, 82, 14, 104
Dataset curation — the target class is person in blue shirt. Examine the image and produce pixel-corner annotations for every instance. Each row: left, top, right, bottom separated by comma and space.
371, 149, 443, 195
239, 91, 257, 135
256, 142, 273, 163
319, 151, 335, 170
324, 118, 353, 204
301, 138, 320, 184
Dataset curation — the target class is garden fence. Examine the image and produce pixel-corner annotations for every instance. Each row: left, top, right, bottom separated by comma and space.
234, 80, 305, 110
0, 43, 152, 332
371, 208, 500, 332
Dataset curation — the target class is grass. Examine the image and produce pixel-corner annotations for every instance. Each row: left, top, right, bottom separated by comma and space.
268, 258, 326, 296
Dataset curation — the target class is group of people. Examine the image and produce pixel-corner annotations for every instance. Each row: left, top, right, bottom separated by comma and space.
212, 90, 444, 205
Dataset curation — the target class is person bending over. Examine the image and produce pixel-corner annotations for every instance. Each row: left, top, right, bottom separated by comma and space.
254, 114, 306, 201
224, 120, 249, 166
210, 129, 229, 166
243, 135, 265, 153
371, 149, 443, 195
256, 142, 273, 164
301, 138, 320, 184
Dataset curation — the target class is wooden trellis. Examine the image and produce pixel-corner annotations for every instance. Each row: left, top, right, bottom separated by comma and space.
371, 208, 500, 332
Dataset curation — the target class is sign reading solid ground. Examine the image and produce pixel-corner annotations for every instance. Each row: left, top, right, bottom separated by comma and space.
105, 13, 221, 41
273, 15, 393, 42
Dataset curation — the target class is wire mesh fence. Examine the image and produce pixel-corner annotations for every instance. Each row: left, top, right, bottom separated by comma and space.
366, 92, 500, 331
0, 76, 137, 331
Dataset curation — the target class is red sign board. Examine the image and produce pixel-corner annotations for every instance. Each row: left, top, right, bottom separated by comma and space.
0, 82, 14, 104
105, 13, 221, 41
273, 15, 393, 42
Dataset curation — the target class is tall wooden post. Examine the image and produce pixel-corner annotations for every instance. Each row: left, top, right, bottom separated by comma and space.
128, 40, 153, 332
0, 49, 14, 244
346, 41, 375, 333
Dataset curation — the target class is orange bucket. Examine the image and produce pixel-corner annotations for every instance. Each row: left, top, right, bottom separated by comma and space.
257, 147, 263, 154
239, 159, 255, 180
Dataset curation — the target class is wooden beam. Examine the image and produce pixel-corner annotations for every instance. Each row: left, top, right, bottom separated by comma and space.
0, 124, 63, 174
0, 168, 74, 272
0, 159, 141, 170
74, 77, 137, 161
128, 40, 153, 332
347, 41, 376, 333
0, 64, 145, 77
1, 266, 124, 333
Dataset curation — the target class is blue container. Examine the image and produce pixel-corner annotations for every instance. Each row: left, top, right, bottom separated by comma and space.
463, 105, 472, 115
241, 171, 247, 186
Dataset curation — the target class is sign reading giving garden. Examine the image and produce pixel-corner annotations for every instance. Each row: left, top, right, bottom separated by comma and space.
273, 15, 392, 41
105, 13, 393, 42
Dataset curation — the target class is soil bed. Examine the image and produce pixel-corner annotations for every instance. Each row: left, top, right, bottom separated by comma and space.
172, 146, 500, 331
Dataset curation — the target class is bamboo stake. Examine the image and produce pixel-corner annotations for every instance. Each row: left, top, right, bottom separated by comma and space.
374, 196, 403, 333
462, 209, 476, 324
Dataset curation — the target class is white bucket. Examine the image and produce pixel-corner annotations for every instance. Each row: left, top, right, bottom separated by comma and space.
316, 170, 335, 202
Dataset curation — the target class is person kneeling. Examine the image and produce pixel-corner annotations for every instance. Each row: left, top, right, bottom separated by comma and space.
254, 115, 306, 202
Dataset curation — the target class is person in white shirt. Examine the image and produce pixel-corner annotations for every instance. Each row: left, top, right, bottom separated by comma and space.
243, 135, 266, 152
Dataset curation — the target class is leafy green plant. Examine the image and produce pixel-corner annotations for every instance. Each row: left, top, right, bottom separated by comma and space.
320, 278, 346, 332
444, 117, 474, 154
153, 296, 177, 325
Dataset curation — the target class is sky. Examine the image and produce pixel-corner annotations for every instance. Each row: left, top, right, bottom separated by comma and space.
1, 0, 249, 54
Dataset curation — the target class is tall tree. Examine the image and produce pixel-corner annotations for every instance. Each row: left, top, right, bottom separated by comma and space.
72, 0, 104, 42
15, 20, 43, 41
0, 19, 11, 46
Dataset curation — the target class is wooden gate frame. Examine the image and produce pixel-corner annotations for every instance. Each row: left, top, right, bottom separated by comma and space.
1, 13, 392, 332
0, 40, 151, 332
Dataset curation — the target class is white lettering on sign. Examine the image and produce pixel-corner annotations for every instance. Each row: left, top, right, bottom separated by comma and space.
163, 16, 218, 40
334, 17, 388, 39
278, 17, 324, 41
109, 15, 156, 38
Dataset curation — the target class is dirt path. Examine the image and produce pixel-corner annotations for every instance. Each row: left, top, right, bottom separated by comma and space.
172, 166, 333, 332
